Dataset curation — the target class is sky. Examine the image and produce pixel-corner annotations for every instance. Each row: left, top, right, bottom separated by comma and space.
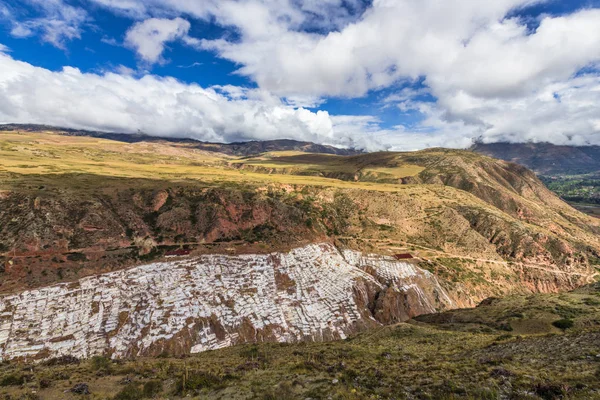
0, 0, 600, 150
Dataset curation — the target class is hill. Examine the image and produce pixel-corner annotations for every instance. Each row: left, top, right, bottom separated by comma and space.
0, 123, 361, 156
472, 142, 600, 217
471, 142, 600, 176
0, 129, 599, 370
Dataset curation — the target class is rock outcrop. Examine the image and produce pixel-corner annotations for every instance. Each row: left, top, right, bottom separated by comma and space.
0, 243, 452, 361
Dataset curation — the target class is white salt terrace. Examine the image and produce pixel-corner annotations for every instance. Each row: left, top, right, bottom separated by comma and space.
0, 243, 453, 361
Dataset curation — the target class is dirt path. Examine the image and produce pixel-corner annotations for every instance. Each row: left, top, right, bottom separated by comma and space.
338, 237, 599, 281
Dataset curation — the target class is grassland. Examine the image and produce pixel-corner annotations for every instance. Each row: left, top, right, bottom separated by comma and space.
1, 283, 599, 399
0, 131, 422, 192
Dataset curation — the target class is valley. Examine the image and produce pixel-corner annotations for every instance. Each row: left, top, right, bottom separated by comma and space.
0, 127, 599, 398
472, 142, 600, 212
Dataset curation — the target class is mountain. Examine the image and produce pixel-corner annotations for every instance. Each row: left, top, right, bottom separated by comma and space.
0, 123, 362, 156
471, 142, 600, 176
1, 128, 599, 366
471, 142, 600, 217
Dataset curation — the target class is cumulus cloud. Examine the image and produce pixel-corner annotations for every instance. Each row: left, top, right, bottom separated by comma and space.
4, 0, 600, 148
198, 3, 600, 100
125, 17, 194, 64
3, 0, 87, 49
81, 0, 600, 147
0, 51, 363, 146
2, 45, 599, 149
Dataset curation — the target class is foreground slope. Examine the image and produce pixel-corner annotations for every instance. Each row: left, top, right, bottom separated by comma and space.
1, 283, 599, 399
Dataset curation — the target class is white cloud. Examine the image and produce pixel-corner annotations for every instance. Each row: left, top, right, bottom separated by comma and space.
114, 65, 136, 76
83, 0, 600, 147
197, 3, 600, 100
2, 47, 600, 150
4, 0, 88, 49
4, 0, 600, 148
125, 17, 193, 64
177, 62, 203, 69
0, 52, 363, 147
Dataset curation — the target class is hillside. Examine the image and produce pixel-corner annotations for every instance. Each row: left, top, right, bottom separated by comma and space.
0, 124, 361, 156
471, 142, 600, 176
471, 142, 600, 216
1, 283, 599, 399
0, 129, 599, 366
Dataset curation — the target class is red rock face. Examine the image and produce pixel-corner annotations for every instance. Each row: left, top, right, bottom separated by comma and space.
0, 187, 325, 293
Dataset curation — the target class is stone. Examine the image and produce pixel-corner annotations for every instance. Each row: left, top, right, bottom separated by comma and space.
70, 383, 90, 395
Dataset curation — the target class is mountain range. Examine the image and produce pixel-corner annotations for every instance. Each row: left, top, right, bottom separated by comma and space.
471, 142, 600, 176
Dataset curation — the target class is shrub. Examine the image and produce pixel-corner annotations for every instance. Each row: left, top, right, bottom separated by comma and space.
175, 371, 225, 395
90, 355, 113, 376
494, 334, 513, 342
39, 378, 52, 389
113, 383, 142, 400
43, 355, 80, 366
533, 382, 568, 400
0, 373, 27, 386
142, 380, 163, 398
552, 319, 574, 330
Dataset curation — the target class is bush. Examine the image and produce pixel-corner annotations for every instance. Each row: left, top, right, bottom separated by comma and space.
142, 380, 163, 398
113, 384, 142, 400
175, 371, 225, 395
533, 382, 568, 400
43, 355, 80, 366
0, 373, 28, 386
552, 319, 574, 330
91, 355, 112, 372
39, 378, 52, 389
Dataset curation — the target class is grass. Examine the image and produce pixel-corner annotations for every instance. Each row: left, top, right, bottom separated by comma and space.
234, 151, 425, 181
1, 283, 599, 399
0, 131, 427, 193
362, 166, 425, 178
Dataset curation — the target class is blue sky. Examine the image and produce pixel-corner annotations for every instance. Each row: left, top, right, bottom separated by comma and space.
0, 0, 600, 150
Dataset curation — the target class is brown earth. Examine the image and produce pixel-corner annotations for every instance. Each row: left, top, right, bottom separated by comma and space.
0, 130, 599, 305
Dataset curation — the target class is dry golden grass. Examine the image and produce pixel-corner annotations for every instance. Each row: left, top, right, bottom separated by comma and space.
0, 131, 423, 192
